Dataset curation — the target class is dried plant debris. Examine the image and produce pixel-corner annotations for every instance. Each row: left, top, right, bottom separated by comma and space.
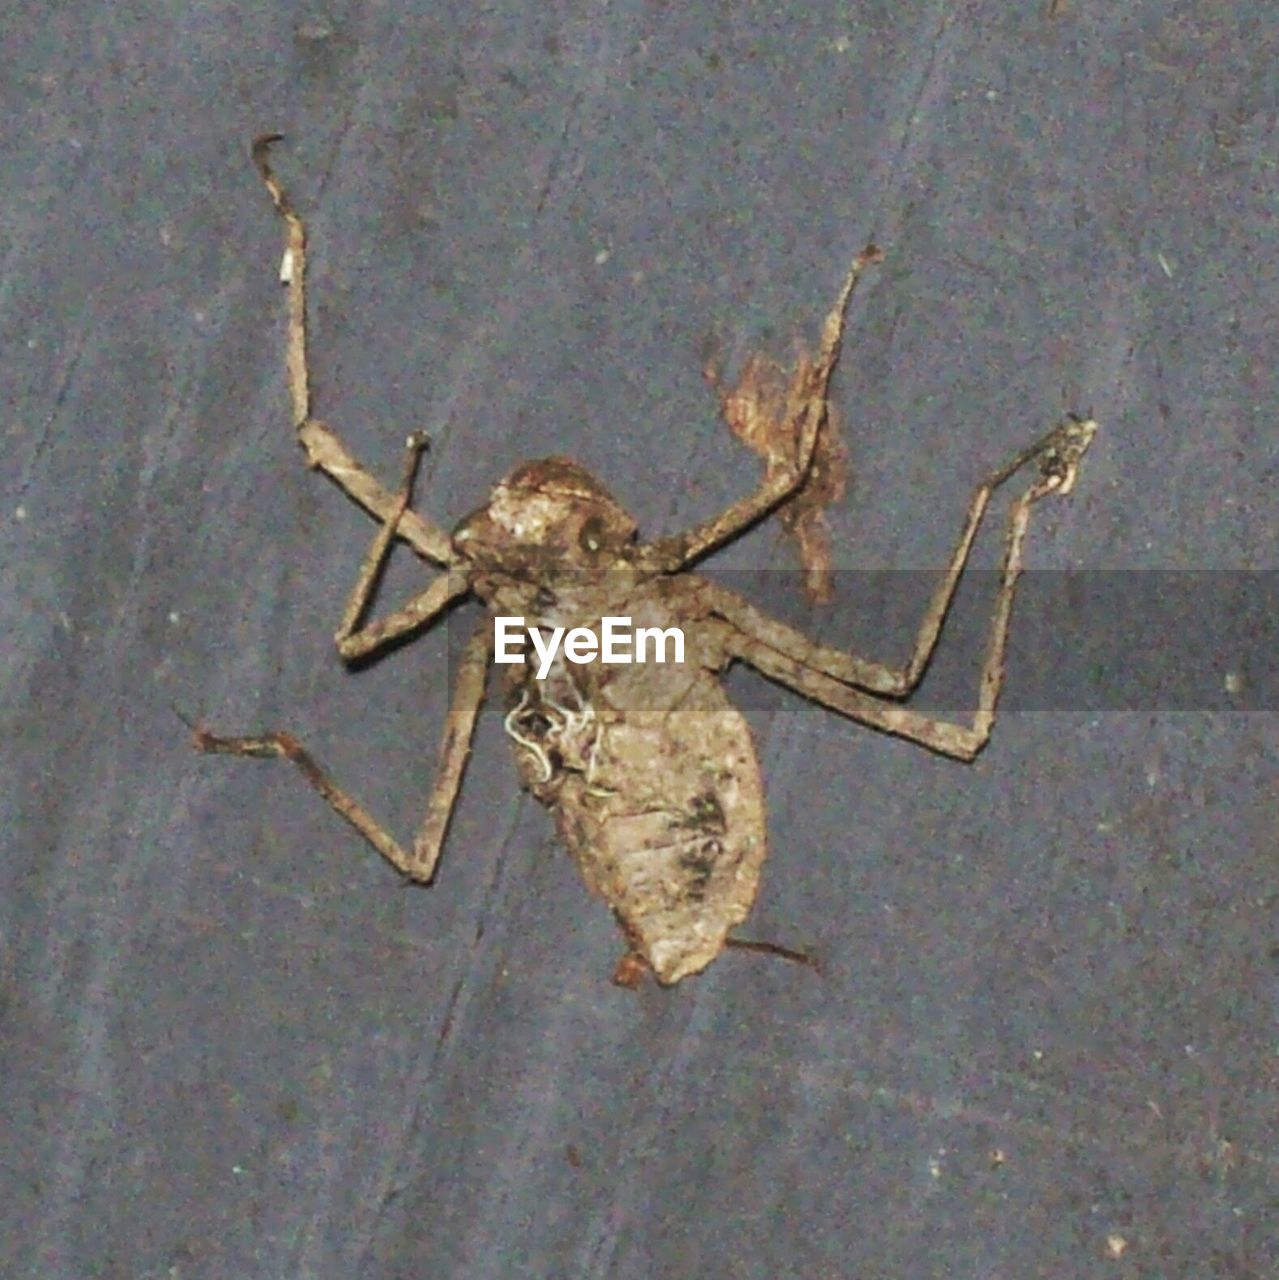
705, 254, 881, 603
190, 136, 1098, 987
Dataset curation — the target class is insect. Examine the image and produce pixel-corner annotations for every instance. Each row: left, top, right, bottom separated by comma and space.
191, 135, 1097, 987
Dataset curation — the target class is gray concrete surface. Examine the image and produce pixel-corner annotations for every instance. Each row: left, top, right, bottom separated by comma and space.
3, 2, 1276, 1276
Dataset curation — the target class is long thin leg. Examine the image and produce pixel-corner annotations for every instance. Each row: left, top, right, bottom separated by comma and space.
699, 415, 1097, 697
251, 134, 457, 567
715, 455, 1078, 761
190, 624, 492, 881
641, 244, 883, 572
331, 433, 469, 662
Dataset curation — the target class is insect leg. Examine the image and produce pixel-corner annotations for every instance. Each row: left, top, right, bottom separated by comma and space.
251, 134, 457, 567
715, 462, 1067, 761
332, 433, 470, 662
187, 625, 491, 882
643, 244, 882, 571
699, 416, 1097, 697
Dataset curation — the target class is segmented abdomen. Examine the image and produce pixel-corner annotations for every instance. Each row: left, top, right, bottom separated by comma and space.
509, 660, 768, 984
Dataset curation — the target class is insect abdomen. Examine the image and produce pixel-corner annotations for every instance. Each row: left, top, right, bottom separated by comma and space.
554, 679, 769, 984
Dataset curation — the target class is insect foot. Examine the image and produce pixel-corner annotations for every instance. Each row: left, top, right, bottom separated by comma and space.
1032, 414, 1098, 498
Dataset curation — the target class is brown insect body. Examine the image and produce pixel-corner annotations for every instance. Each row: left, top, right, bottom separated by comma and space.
459, 458, 766, 985
193, 138, 1098, 988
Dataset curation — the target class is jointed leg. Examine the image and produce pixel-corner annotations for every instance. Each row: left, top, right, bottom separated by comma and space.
643, 244, 883, 572
251, 133, 309, 426
701, 415, 1097, 697
300, 419, 455, 567
189, 624, 492, 882
332, 433, 469, 662
717, 442, 1090, 760
251, 134, 456, 567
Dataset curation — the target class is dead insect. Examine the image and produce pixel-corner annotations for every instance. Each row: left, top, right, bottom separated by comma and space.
191, 135, 1097, 987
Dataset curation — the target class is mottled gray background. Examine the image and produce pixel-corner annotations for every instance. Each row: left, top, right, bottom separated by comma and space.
3, 3, 1276, 1277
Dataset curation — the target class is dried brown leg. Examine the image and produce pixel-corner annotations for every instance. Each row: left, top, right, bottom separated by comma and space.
331, 433, 470, 662
700, 416, 1098, 696
726, 937, 823, 975
642, 244, 882, 572
190, 625, 492, 881
717, 466, 1063, 760
300, 419, 455, 568
251, 134, 456, 567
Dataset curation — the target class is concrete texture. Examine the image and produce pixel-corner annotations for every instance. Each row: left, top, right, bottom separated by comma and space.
3, 2, 1275, 1276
